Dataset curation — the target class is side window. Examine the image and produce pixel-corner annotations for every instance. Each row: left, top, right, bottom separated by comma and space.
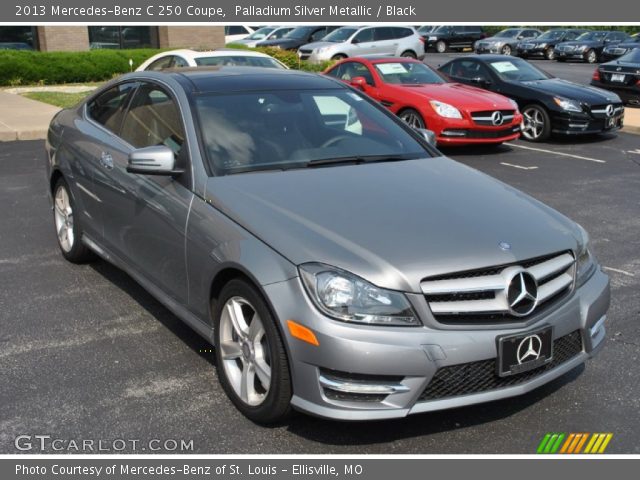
565, 31, 580, 41
120, 84, 185, 156
439, 62, 453, 76
272, 28, 291, 39
450, 60, 489, 81
340, 62, 374, 86
310, 28, 328, 42
392, 27, 413, 39
87, 82, 137, 133
325, 64, 344, 80
226, 26, 247, 35
146, 56, 173, 71
353, 28, 374, 44
374, 27, 396, 41
173, 56, 189, 68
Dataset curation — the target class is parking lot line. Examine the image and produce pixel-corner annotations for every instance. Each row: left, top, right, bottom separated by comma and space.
602, 266, 635, 277
500, 162, 539, 170
505, 143, 607, 164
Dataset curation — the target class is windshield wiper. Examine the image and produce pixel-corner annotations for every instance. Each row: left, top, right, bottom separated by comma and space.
306, 154, 418, 167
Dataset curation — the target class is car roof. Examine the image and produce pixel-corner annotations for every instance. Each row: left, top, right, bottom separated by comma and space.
129, 67, 344, 94
160, 48, 275, 59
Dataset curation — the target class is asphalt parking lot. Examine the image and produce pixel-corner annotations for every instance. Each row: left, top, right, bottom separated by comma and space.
1, 126, 639, 453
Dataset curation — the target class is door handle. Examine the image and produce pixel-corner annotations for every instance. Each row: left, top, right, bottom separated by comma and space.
100, 152, 114, 170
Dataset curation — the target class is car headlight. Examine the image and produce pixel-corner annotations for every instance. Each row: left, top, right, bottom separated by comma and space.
575, 225, 595, 285
554, 97, 583, 113
538, 42, 548, 48
430, 100, 463, 119
299, 263, 420, 326
316, 46, 331, 53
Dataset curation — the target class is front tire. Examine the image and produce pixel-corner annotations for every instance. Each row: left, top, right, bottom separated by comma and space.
586, 49, 598, 64
214, 279, 292, 424
501, 45, 513, 55
399, 108, 426, 130
435, 40, 447, 53
52, 177, 94, 263
544, 47, 555, 60
331, 54, 346, 61
521, 104, 551, 142
401, 50, 417, 59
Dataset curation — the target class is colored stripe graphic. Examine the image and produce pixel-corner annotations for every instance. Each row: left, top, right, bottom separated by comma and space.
538, 433, 613, 454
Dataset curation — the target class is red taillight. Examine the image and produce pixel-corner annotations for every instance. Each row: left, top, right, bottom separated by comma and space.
636, 78, 640, 86
592, 69, 601, 81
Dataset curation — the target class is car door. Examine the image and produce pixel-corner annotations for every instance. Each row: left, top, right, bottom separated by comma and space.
350, 28, 377, 55
450, 26, 468, 49
79, 81, 138, 240
103, 82, 193, 303
372, 27, 399, 55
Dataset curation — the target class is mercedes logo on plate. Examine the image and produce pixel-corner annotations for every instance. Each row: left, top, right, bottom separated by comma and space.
491, 111, 504, 126
516, 334, 543, 364
507, 270, 538, 316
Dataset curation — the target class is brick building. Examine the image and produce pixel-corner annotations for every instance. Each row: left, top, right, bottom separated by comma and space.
0, 26, 226, 51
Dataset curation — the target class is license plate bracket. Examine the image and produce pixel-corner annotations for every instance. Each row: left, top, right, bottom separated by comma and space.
611, 73, 626, 82
496, 326, 553, 377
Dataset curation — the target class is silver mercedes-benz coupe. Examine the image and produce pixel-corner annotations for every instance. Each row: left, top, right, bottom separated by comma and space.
45, 67, 610, 423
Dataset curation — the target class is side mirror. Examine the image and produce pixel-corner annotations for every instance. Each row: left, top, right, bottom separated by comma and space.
126, 145, 183, 176
350, 76, 369, 90
417, 128, 437, 146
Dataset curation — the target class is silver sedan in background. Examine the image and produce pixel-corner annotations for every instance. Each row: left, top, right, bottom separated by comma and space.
46, 67, 609, 423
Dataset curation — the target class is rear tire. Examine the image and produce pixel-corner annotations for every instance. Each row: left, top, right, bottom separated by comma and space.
52, 177, 94, 263
213, 279, 292, 424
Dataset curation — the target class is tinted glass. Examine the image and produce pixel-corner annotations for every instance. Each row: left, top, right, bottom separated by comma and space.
195, 89, 428, 176
448, 60, 492, 81
353, 29, 374, 43
537, 30, 566, 41
332, 62, 375, 85
120, 85, 185, 155
146, 56, 173, 71
0, 26, 35, 50
576, 31, 608, 42
270, 27, 293, 39
173, 56, 189, 68
487, 58, 550, 81
375, 62, 445, 85
245, 27, 275, 40
194, 55, 284, 69
565, 31, 584, 41
374, 27, 397, 41
494, 29, 520, 38
88, 26, 156, 49
324, 27, 358, 43
285, 27, 314, 39
434, 26, 452, 33
87, 83, 137, 132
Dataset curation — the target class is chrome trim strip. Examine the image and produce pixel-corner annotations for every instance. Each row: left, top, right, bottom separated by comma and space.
319, 376, 410, 395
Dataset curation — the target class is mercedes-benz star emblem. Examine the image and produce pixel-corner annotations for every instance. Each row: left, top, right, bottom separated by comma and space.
507, 271, 538, 316
605, 104, 615, 117
516, 334, 543, 364
491, 111, 504, 126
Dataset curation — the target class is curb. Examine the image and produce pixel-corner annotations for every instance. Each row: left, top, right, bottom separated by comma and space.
0, 130, 48, 142
622, 125, 640, 136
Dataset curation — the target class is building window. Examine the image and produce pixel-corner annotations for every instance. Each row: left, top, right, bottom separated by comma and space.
88, 27, 158, 50
0, 26, 36, 50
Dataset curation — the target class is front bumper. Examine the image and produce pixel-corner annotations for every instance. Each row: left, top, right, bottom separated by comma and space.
476, 44, 506, 54
264, 268, 610, 420
554, 49, 589, 61
551, 108, 624, 135
517, 46, 547, 57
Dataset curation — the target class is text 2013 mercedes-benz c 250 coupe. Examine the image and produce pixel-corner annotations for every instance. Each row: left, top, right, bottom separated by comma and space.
46, 67, 610, 423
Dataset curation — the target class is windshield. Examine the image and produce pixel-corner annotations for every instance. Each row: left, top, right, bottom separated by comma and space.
488, 59, 550, 82
536, 30, 565, 41
285, 27, 313, 40
375, 62, 446, 85
323, 27, 358, 43
245, 27, 275, 40
619, 49, 640, 63
576, 31, 607, 42
195, 56, 284, 69
195, 89, 428, 175
493, 29, 520, 39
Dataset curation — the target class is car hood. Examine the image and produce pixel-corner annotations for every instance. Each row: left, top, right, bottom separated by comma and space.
519, 78, 620, 104
204, 158, 580, 292
300, 41, 340, 51
390, 82, 515, 111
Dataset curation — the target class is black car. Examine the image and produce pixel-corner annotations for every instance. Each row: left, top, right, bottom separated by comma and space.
425, 25, 485, 53
256, 26, 337, 50
554, 30, 629, 63
439, 55, 624, 142
601, 34, 640, 61
517, 29, 588, 60
591, 49, 640, 106
475, 28, 542, 56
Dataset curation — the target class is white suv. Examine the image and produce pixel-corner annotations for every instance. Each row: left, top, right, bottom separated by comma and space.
298, 26, 425, 64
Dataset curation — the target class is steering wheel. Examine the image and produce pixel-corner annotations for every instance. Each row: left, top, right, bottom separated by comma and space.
321, 135, 352, 148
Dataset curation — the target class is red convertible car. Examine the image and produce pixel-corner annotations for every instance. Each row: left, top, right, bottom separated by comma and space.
324, 56, 523, 146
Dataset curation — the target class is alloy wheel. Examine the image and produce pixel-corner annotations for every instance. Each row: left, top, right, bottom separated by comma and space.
400, 110, 425, 129
587, 50, 597, 63
436, 41, 447, 53
54, 185, 74, 252
219, 296, 272, 407
522, 107, 546, 141
502, 45, 512, 55
545, 48, 555, 60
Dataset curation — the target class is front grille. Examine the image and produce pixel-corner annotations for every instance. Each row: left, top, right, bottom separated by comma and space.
558, 45, 574, 52
471, 109, 516, 126
421, 251, 575, 324
418, 330, 583, 401
589, 104, 625, 118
